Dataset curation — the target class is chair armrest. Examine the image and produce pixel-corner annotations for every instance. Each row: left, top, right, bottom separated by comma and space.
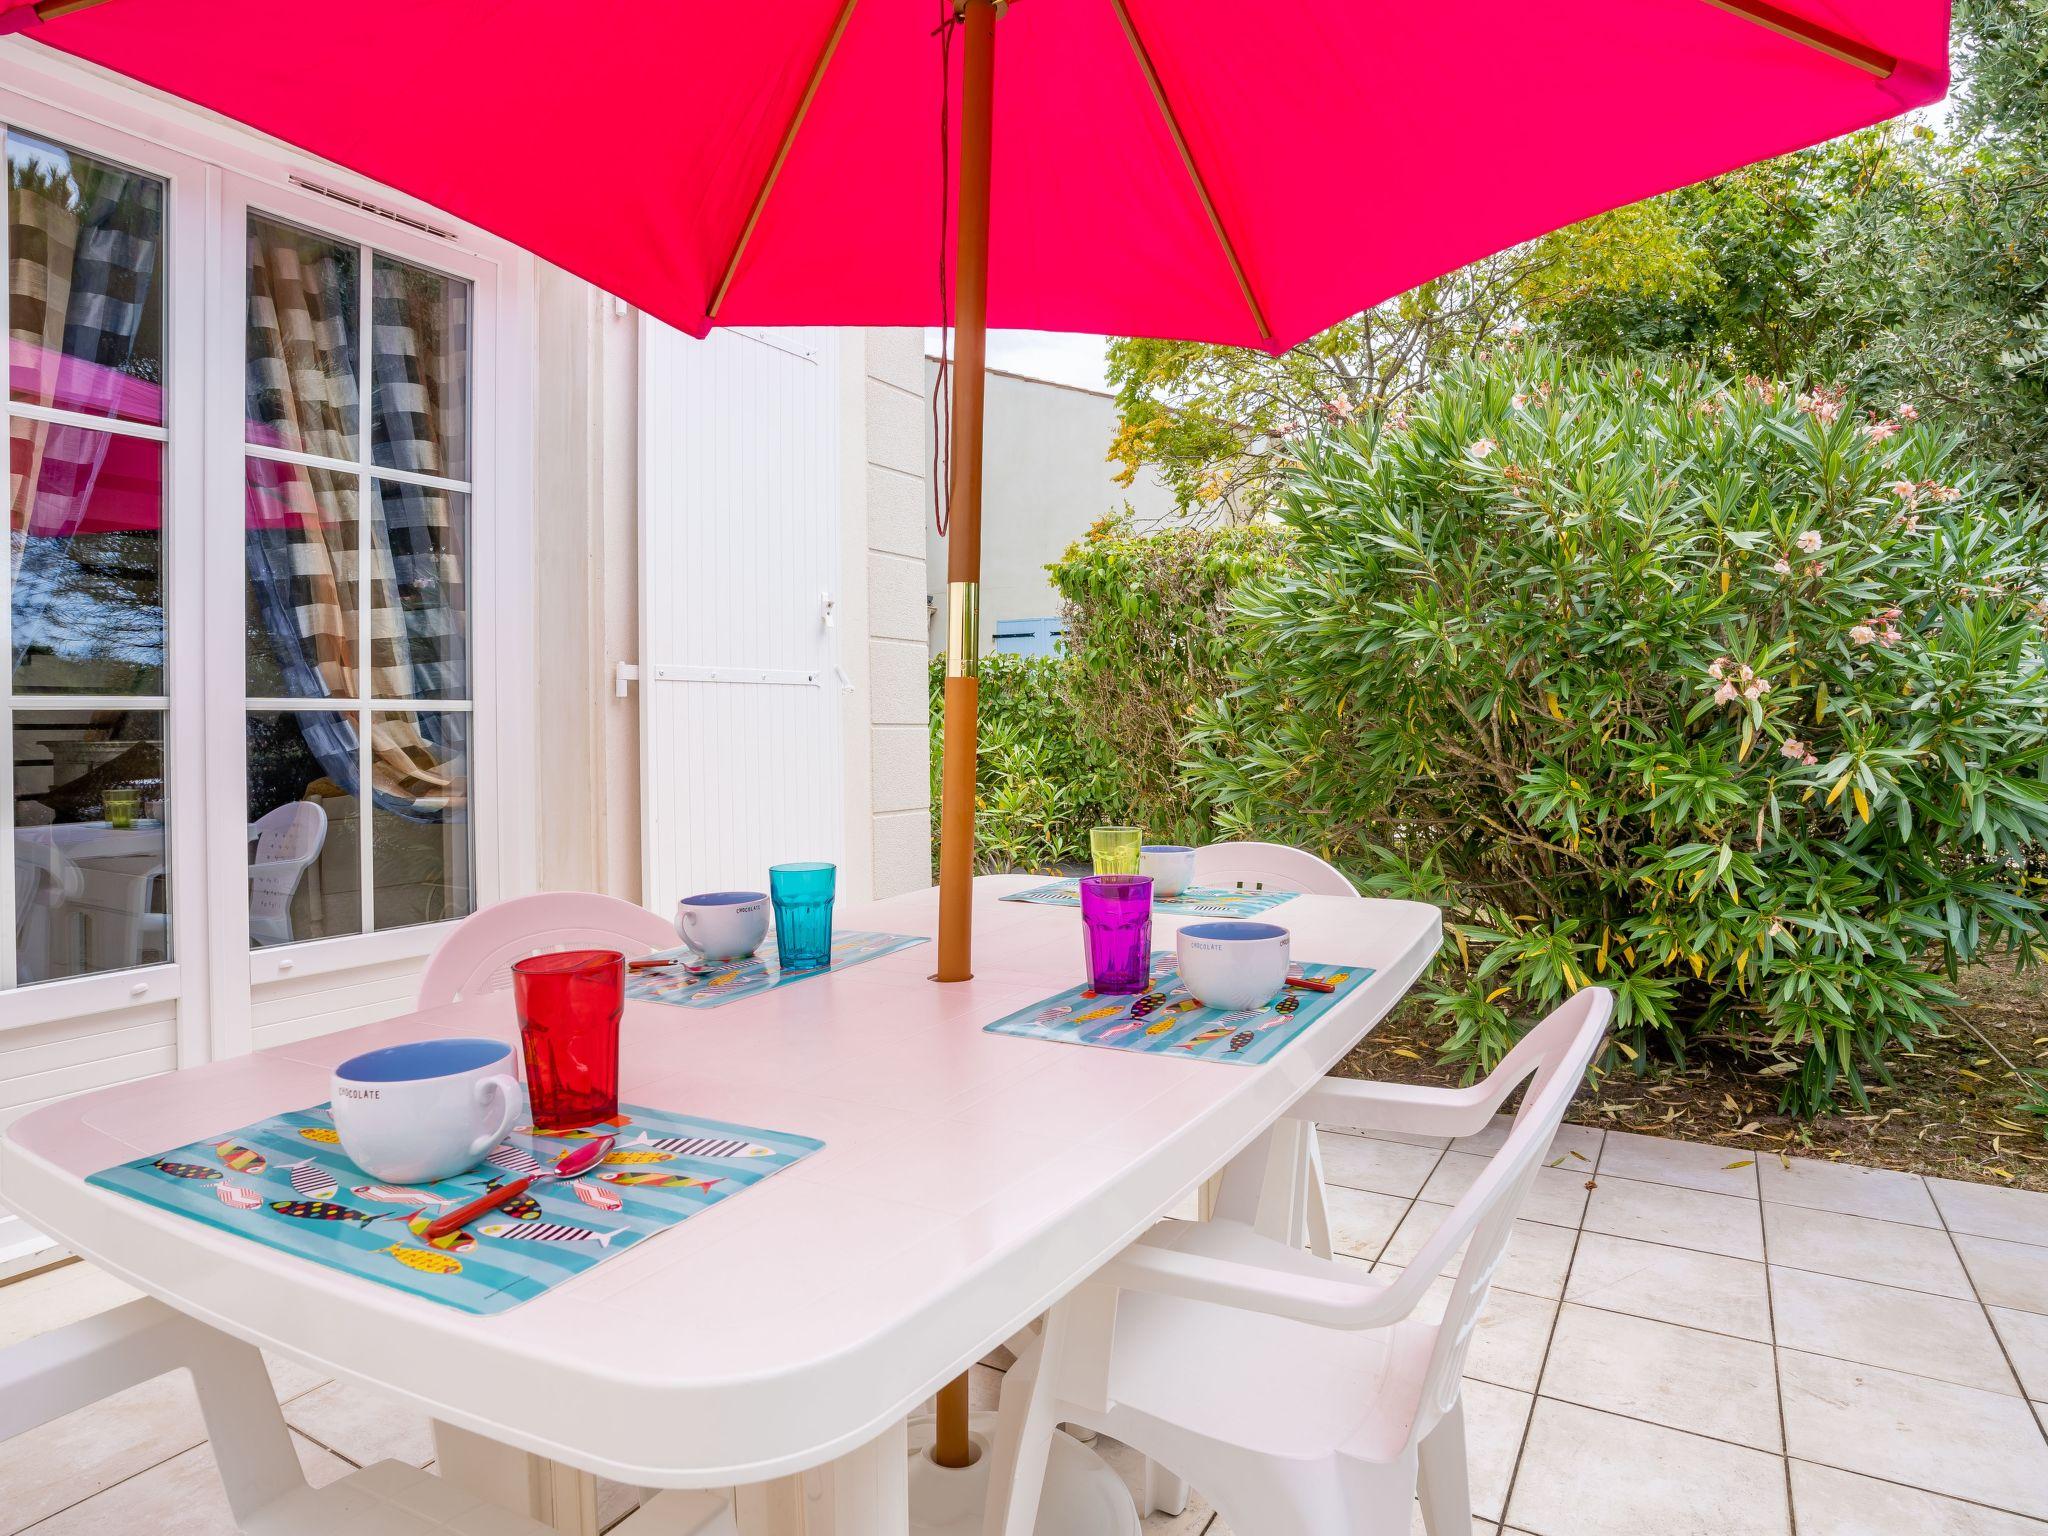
1291, 1076, 1513, 1140
1096, 1232, 1414, 1331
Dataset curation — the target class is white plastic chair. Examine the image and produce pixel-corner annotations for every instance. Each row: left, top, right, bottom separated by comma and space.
1191, 840, 1360, 899
1194, 839, 1360, 1258
0, 1296, 563, 1535
983, 989, 1613, 1536
0, 1298, 737, 1535
417, 891, 677, 1006
248, 800, 329, 948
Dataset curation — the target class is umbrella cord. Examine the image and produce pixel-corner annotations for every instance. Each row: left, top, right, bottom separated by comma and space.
931, 0, 958, 539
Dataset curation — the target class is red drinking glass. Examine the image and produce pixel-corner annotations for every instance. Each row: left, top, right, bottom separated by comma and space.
512, 949, 624, 1130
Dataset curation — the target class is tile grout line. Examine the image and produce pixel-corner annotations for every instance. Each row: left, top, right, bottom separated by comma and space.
1491, 1128, 1603, 1536
1921, 1182, 2047, 1449
1755, 1154, 1798, 1536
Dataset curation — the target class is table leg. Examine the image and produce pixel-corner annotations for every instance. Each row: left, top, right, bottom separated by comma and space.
804, 1419, 910, 1536
432, 1420, 600, 1534
734, 1476, 806, 1536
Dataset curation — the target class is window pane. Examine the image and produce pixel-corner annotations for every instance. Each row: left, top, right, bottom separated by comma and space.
371, 256, 468, 481
245, 458, 358, 698
7, 131, 165, 427
370, 480, 466, 700
9, 418, 163, 695
246, 215, 358, 459
369, 710, 470, 932
13, 708, 167, 982
246, 710, 359, 946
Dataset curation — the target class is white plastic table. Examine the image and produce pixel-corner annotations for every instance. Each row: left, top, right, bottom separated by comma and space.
0, 876, 1438, 1531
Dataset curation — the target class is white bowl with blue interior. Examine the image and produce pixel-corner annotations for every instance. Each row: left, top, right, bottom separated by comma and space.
1175, 921, 1291, 1011
1139, 844, 1197, 897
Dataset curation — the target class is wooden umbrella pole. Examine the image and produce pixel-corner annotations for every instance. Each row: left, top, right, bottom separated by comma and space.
932, 0, 997, 1475
934, 0, 995, 991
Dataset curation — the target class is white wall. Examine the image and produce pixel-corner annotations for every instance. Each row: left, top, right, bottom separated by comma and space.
857, 333, 935, 897
923, 363, 1178, 655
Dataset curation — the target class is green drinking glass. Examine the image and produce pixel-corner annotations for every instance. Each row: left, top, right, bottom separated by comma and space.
1090, 826, 1142, 876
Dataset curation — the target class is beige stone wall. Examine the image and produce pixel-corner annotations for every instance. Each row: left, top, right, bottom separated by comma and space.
857, 330, 935, 898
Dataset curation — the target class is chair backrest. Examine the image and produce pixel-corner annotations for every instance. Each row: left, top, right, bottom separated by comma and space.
1191, 840, 1359, 898
417, 892, 678, 1006
1404, 988, 1612, 1434
251, 799, 328, 867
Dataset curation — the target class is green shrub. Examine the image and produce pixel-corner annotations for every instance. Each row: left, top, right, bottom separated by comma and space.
1185, 348, 2048, 1113
928, 651, 1125, 874
1050, 514, 1289, 845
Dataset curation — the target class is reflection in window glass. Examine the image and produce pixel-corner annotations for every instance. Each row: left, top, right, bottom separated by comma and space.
7, 131, 165, 426
245, 215, 359, 459
12, 709, 167, 983
246, 711, 358, 946
369, 711, 470, 932
371, 481, 466, 700
244, 459, 358, 698
371, 256, 469, 481
9, 418, 163, 696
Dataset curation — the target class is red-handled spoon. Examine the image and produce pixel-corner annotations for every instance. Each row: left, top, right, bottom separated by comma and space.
423, 1133, 616, 1240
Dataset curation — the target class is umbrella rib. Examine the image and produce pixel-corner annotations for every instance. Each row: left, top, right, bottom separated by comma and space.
707, 0, 860, 320
1696, 0, 1896, 77
1107, 0, 1271, 343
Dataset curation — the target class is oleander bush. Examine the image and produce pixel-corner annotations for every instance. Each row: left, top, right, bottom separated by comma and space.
1049, 514, 1289, 846
928, 651, 1125, 874
1183, 347, 2048, 1113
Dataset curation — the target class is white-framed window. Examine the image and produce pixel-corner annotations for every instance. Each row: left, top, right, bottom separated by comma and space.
0, 55, 534, 1057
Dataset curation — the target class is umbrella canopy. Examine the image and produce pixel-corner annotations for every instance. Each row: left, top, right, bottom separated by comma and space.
2, 0, 1945, 354
1, 0, 1951, 1480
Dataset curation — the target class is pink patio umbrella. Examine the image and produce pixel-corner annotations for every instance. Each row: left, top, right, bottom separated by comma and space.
2, 0, 1949, 1466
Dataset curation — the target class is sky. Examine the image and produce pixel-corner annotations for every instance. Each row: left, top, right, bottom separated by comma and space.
923, 327, 1111, 393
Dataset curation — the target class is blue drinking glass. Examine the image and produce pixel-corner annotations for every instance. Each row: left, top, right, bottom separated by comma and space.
769, 862, 837, 971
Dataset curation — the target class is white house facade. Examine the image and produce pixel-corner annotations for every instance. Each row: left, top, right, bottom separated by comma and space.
0, 44, 931, 1273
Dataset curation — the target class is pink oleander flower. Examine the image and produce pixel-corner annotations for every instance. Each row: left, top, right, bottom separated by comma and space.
1713, 681, 1739, 705
1896, 402, 1919, 422
1797, 530, 1823, 553
1707, 657, 1728, 680
1884, 480, 1919, 504
1928, 484, 1962, 503
1511, 392, 1530, 410
1743, 679, 1769, 699
1781, 738, 1808, 761
1505, 318, 1528, 338
1850, 624, 1877, 645
1899, 514, 1921, 534
1468, 437, 1496, 460
1797, 385, 1845, 423
1771, 557, 1793, 575
1864, 419, 1898, 442
1803, 751, 1819, 766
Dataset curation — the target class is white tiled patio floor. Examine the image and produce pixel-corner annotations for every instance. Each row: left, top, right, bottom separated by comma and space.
5, 1116, 2048, 1535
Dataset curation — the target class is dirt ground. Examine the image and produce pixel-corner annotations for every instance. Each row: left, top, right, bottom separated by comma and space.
1336, 964, 2048, 1193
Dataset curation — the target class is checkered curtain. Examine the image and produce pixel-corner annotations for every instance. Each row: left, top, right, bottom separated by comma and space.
243, 225, 467, 821
7, 149, 163, 672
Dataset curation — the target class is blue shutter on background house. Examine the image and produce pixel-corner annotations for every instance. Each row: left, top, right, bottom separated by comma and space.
992, 618, 1064, 657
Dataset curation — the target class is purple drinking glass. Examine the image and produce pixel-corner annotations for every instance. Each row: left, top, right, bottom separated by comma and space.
1080, 874, 1154, 994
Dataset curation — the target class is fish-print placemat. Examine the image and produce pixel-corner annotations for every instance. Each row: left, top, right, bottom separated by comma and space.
624, 930, 927, 1008
999, 879, 1300, 918
984, 953, 1374, 1064
87, 1104, 822, 1315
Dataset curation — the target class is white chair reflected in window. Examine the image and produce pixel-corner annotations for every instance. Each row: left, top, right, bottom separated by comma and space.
13, 840, 84, 983
247, 800, 329, 947
985, 989, 1614, 1536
